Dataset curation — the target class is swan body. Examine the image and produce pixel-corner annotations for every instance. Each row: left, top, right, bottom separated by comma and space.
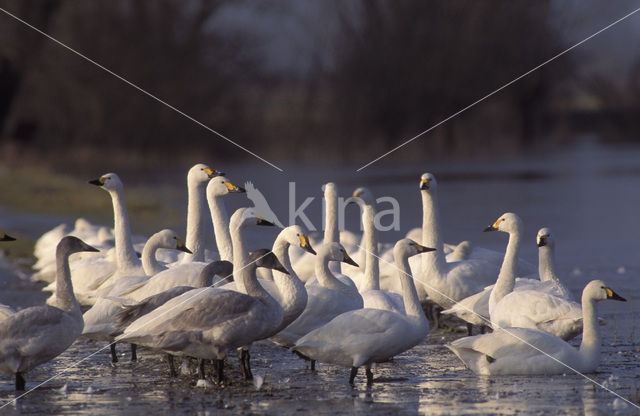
0, 237, 97, 390
447, 280, 626, 375
484, 216, 583, 340
293, 239, 432, 384
442, 227, 573, 327
0, 232, 17, 320
272, 242, 362, 347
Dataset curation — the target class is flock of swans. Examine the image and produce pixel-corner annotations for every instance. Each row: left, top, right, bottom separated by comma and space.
0, 163, 627, 392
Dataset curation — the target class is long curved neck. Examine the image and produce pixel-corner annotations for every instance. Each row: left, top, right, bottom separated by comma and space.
109, 188, 140, 271
231, 223, 249, 294
209, 195, 233, 262
579, 296, 600, 365
489, 228, 522, 316
324, 191, 338, 245
184, 181, 208, 263
141, 235, 166, 276
361, 204, 379, 291
242, 263, 279, 310
421, 190, 445, 275
272, 236, 307, 328
55, 250, 81, 314
316, 254, 361, 303
396, 252, 427, 321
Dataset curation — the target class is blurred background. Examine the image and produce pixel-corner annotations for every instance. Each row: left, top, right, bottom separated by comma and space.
0, 0, 639, 172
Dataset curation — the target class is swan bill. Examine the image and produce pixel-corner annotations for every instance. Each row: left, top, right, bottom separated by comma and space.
420, 179, 430, 190
409, 241, 436, 253
175, 237, 192, 254
537, 236, 548, 247
204, 167, 224, 178
256, 217, 274, 226
223, 181, 246, 193
88, 177, 105, 186
0, 233, 15, 241
484, 218, 503, 232
341, 250, 359, 267
299, 234, 316, 255
605, 287, 626, 302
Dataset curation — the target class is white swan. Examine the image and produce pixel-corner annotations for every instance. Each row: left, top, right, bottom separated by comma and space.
0, 236, 97, 390
113, 177, 244, 301
347, 188, 406, 314
484, 214, 584, 340
447, 280, 626, 375
273, 242, 362, 349
43, 173, 143, 306
293, 239, 431, 384
118, 210, 284, 384
411, 174, 499, 309
442, 227, 573, 330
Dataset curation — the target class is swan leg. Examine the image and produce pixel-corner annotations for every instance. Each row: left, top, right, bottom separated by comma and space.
349, 367, 358, 384
310, 360, 316, 371
239, 348, 253, 380
167, 354, 177, 377
15, 372, 25, 391
365, 365, 373, 385
130, 344, 137, 361
110, 343, 118, 363
433, 306, 443, 329
466, 323, 473, 336
215, 359, 225, 384
198, 359, 206, 380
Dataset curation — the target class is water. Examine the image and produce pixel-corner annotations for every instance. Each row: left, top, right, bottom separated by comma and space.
0, 141, 639, 414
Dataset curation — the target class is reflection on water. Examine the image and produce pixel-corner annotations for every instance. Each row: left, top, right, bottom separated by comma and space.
1, 142, 640, 414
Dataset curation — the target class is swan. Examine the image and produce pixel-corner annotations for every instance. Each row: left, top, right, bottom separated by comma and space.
442, 227, 573, 331
112, 177, 244, 301
81, 229, 192, 362
118, 238, 285, 384
272, 242, 362, 350
410, 174, 499, 311
484, 214, 584, 340
0, 232, 16, 321
221, 225, 316, 378
111, 260, 233, 376
446, 280, 626, 375
43, 173, 144, 306
180, 163, 223, 263
293, 239, 432, 385
0, 236, 97, 390
347, 189, 406, 314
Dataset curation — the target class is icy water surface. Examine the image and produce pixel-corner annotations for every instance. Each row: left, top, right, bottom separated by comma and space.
0, 141, 640, 414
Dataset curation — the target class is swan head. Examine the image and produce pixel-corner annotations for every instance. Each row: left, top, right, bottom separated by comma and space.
0, 232, 15, 242
153, 229, 192, 254
231, 207, 275, 230
89, 173, 123, 192
199, 260, 234, 285
537, 227, 554, 248
394, 238, 436, 259
350, 187, 375, 206
321, 242, 358, 266
420, 173, 437, 191
280, 225, 316, 255
207, 176, 246, 198
583, 280, 626, 302
57, 236, 99, 257
322, 182, 337, 200
483, 212, 523, 234
248, 249, 289, 274
187, 163, 224, 187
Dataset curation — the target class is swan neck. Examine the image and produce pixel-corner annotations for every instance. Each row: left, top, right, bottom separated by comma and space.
315, 254, 361, 303
272, 237, 307, 329
184, 181, 208, 262
538, 245, 559, 283
55, 249, 81, 314
141, 235, 165, 275
323, 191, 339, 245
396, 253, 426, 321
243, 263, 279, 311
209, 195, 233, 262
489, 228, 522, 315
110, 188, 140, 270
579, 297, 601, 362
421, 190, 446, 274
231, 222, 249, 294
362, 205, 379, 291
